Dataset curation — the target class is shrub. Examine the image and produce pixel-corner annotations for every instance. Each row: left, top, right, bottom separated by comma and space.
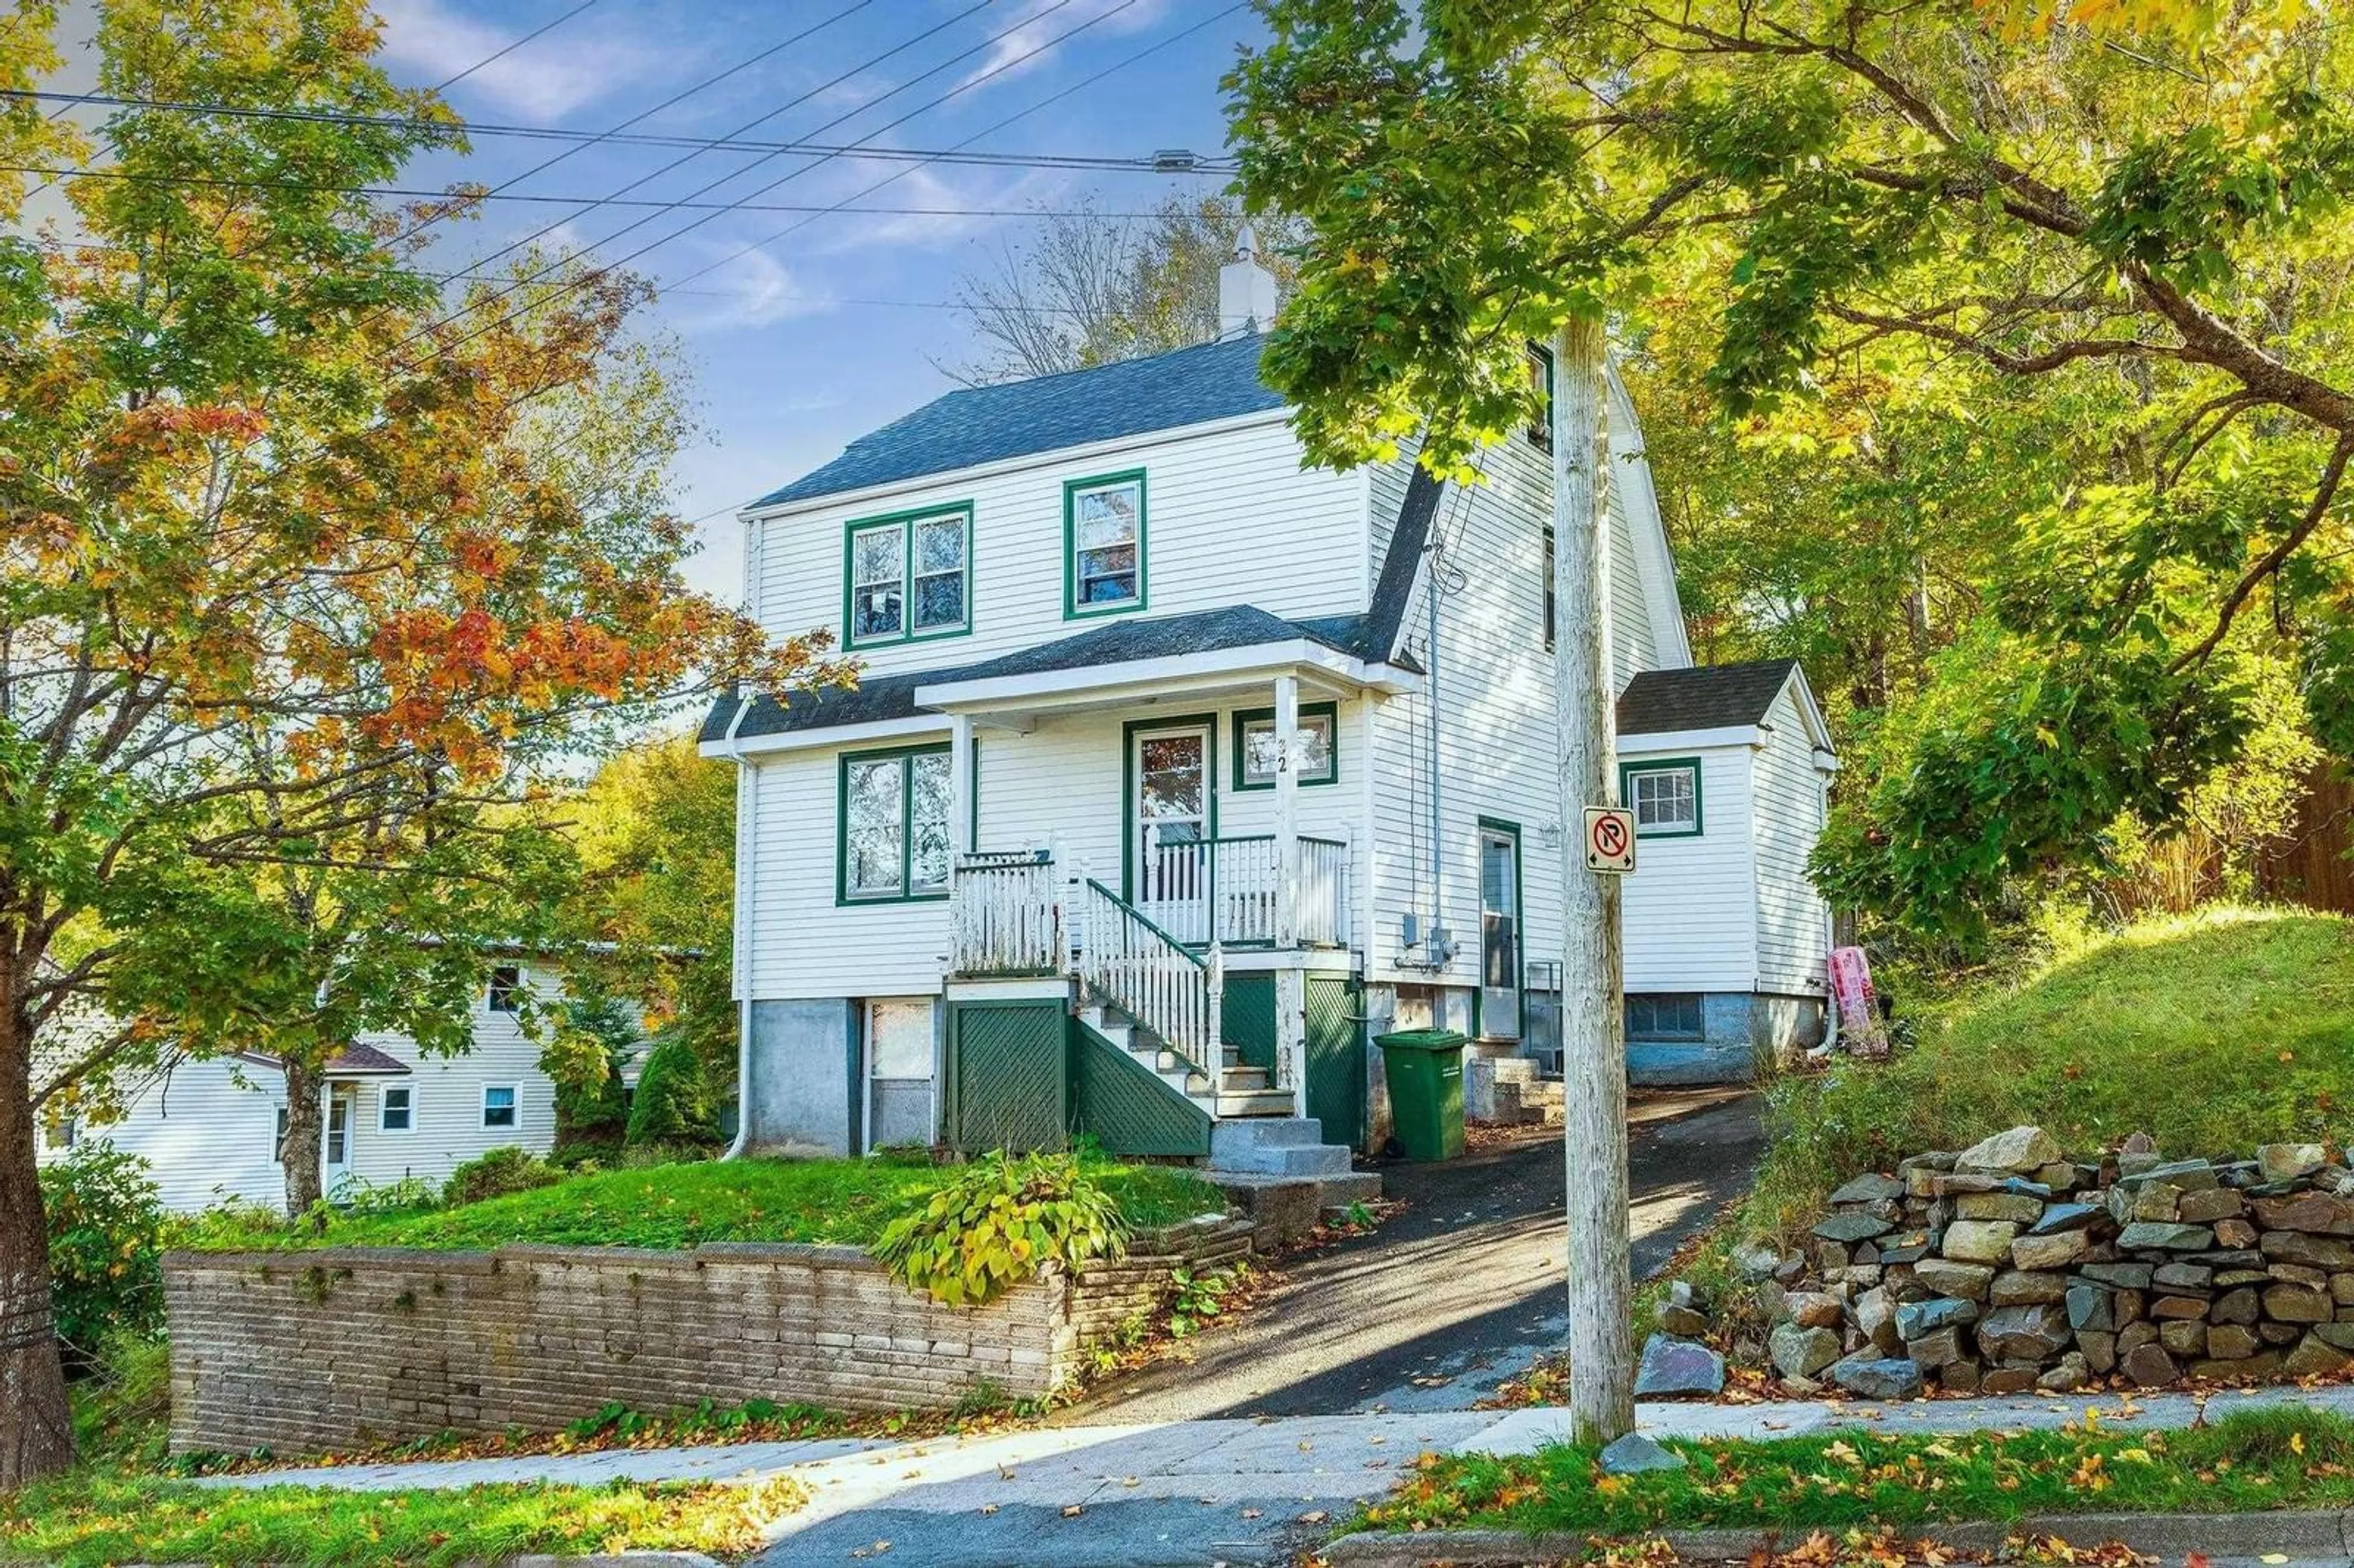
333, 1173, 440, 1217
872, 1151, 1128, 1307
443, 1147, 562, 1208
626, 1037, 714, 1147
39, 1143, 167, 1360
546, 994, 636, 1160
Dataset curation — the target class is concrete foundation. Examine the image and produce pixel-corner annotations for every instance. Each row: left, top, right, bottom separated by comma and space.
744, 998, 858, 1157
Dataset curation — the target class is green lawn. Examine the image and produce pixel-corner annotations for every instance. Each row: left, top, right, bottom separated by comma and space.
1753, 905, 2354, 1227
186, 1155, 1225, 1253
1358, 1407, 2354, 1540
0, 1473, 807, 1566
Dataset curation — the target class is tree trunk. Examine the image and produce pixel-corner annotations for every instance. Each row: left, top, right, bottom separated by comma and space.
1552, 318, 1636, 1446
0, 989, 77, 1488
280, 1058, 324, 1220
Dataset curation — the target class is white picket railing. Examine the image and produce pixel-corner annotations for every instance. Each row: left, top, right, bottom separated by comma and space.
1132, 834, 1352, 949
948, 851, 1062, 977
1076, 878, 1220, 1072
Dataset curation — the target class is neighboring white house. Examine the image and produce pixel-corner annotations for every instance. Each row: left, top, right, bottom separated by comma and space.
37, 962, 578, 1214
703, 234, 1838, 1163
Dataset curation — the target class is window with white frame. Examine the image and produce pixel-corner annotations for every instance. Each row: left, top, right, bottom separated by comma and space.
1621, 759, 1702, 837
1065, 472, 1145, 614
1526, 343, 1554, 447
379, 1086, 413, 1132
1233, 704, 1339, 790
482, 1084, 519, 1130
847, 508, 969, 647
839, 746, 953, 902
40, 1109, 77, 1153
487, 964, 523, 1013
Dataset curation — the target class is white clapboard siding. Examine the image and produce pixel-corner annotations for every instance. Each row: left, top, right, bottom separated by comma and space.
751, 418, 1365, 672
61, 1060, 285, 1214
340, 976, 563, 1193
1362, 416, 1663, 986
1750, 684, 1833, 994
1619, 747, 1761, 994
743, 697, 1374, 1002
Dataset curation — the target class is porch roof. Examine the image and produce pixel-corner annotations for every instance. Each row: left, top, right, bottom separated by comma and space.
701, 604, 1410, 747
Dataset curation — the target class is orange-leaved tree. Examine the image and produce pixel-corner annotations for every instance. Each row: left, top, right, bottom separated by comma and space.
0, 0, 835, 1485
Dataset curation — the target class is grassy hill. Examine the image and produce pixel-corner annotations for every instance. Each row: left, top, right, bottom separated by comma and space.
1756, 907, 2354, 1225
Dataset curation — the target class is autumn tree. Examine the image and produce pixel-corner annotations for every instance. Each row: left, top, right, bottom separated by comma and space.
1228, 0, 2354, 939
945, 194, 1305, 385
0, 0, 831, 1484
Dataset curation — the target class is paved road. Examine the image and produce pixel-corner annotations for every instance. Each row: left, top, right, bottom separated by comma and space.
1072, 1087, 1766, 1422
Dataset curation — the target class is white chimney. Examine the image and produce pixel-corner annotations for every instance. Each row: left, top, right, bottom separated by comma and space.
1218, 223, 1279, 339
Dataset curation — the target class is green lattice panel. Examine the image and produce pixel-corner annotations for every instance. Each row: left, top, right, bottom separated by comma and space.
1304, 976, 1367, 1151
1221, 974, 1277, 1073
947, 1002, 1067, 1154
1068, 1018, 1211, 1158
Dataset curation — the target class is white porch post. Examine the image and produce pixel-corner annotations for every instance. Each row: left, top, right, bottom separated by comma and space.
1273, 674, 1306, 1114
948, 712, 975, 859
1273, 675, 1300, 947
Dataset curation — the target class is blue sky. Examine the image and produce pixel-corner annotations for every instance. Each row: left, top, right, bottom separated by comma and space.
374, 0, 1266, 602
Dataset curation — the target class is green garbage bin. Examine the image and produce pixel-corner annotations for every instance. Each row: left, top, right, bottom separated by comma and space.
1374, 1028, 1467, 1161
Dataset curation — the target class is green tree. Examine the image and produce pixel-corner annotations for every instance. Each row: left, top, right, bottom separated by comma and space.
1227, 0, 2354, 938
625, 1037, 714, 1149
0, 1, 833, 1483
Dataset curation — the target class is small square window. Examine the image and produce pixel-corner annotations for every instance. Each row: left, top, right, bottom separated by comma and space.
1232, 706, 1339, 790
482, 1085, 518, 1130
380, 1086, 413, 1133
41, 1111, 77, 1154
1626, 993, 1705, 1041
487, 965, 523, 1013
1621, 760, 1702, 837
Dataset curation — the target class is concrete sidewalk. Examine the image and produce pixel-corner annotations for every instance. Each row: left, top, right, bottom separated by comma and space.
205, 1382, 2354, 1567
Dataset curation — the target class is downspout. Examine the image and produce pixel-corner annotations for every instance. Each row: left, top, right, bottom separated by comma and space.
1425, 557, 1445, 961
1808, 759, 1840, 1063
719, 688, 759, 1161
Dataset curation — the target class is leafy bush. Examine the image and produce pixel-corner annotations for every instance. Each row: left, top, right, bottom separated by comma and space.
39, 1144, 168, 1359
546, 993, 637, 1161
443, 1146, 562, 1208
332, 1173, 440, 1217
626, 1037, 714, 1147
872, 1152, 1129, 1307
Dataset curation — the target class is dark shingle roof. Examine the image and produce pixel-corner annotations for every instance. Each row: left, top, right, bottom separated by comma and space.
1617, 658, 1800, 736
704, 605, 1374, 742
752, 335, 1287, 509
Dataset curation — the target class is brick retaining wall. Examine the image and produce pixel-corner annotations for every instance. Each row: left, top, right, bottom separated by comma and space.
164, 1217, 1254, 1456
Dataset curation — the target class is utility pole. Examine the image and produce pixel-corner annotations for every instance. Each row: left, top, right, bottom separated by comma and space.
1551, 315, 1635, 1444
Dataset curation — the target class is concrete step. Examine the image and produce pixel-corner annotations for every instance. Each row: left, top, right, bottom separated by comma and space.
1209, 1116, 1327, 1160
1208, 1169, 1385, 1246
1219, 1065, 1270, 1092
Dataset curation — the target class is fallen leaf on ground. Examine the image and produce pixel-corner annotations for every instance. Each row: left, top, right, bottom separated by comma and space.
1061, 1505, 1083, 1518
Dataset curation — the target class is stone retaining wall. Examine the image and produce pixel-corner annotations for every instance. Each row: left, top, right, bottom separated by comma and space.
165, 1217, 1254, 1456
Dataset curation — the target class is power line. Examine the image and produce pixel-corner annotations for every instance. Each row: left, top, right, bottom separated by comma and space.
0, 166, 1176, 220
430, 1, 601, 92
658, 2, 1247, 304
398, 0, 1148, 368
4, 88, 1241, 173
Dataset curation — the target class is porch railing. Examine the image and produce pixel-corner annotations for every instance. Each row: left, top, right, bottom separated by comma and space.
1076, 878, 1220, 1073
1137, 834, 1352, 948
948, 850, 1062, 977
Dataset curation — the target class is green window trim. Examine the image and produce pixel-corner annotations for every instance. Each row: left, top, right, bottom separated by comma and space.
1472, 815, 1525, 1043
1062, 469, 1148, 620
842, 503, 973, 650
1526, 342, 1554, 449
1230, 701, 1341, 791
1619, 756, 1704, 838
836, 742, 954, 905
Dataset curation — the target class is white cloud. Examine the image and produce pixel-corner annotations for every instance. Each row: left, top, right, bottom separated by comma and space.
951, 0, 1168, 96
374, 0, 663, 120
662, 242, 835, 333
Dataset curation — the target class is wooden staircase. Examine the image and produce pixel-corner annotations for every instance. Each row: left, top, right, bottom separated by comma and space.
1074, 999, 1295, 1119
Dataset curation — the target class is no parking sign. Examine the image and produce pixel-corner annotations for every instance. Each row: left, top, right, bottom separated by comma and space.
1584, 805, 1636, 874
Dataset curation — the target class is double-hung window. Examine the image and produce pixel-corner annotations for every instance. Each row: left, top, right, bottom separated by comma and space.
1620, 758, 1702, 837
482, 1084, 519, 1131
379, 1086, 413, 1133
487, 965, 522, 1013
847, 508, 970, 647
1064, 471, 1146, 616
1526, 343, 1554, 449
839, 745, 953, 903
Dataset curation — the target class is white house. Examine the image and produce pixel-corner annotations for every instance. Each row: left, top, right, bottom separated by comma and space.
704, 236, 1837, 1165
38, 962, 579, 1214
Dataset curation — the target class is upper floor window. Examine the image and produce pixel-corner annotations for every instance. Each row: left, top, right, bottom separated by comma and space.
487, 965, 523, 1013
839, 745, 953, 904
1541, 523, 1556, 652
1064, 471, 1146, 618
1621, 758, 1702, 837
847, 507, 971, 647
1526, 343, 1553, 449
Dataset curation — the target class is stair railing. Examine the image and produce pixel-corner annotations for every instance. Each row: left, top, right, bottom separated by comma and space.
1075, 878, 1222, 1077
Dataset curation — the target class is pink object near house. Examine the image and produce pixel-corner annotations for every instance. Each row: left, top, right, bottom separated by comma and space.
1830, 946, 1889, 1058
